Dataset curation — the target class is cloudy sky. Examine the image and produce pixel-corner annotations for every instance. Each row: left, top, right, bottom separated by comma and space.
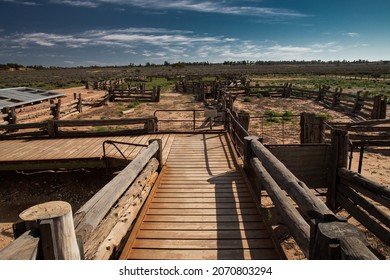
0, 0, 389, 66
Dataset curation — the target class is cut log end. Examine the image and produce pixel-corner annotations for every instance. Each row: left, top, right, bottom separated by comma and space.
19, 201, 72, 221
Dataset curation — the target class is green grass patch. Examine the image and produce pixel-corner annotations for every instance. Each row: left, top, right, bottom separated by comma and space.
264, 110, 293, 123
126, 101, 141, 109
315, 113, 332, 120
243, 97, 252, 102
145, 77, 175, 92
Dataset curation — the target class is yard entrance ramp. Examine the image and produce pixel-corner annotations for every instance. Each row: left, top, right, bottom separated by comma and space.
120, 133, 282, 260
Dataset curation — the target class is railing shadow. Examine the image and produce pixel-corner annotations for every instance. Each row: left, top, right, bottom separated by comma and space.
200, 133, 271, 259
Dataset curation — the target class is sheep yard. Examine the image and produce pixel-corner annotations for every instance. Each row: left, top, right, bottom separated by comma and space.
0, 62, 389, 260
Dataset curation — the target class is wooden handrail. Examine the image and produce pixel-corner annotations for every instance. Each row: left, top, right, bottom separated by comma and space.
0, 230, 40, 260
73, 140, 161, 243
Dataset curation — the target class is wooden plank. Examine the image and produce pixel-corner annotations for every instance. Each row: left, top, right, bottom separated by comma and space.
152, 197, 254, 203
162, 134, 175, 164
143, 215, 261, 223
133, 239, 275, 249
157, 183, 248, 188
136, 229, 271, 239
162, 174, 243, 179
154, 192, 252, 198
164, 169, 238, 175
74, 141, 160, 242
140, 221, 264, 230
0, 230, 39, 260
146, 208, 259, 215
156, 187, 249, 193
127, 248, 279, 260
80, 137, 109, 158
149, 202, 256, 209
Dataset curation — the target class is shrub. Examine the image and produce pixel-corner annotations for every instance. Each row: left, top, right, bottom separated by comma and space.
243, 97, 252, 102
282, 110, 293, 121
315, 113, 332, 120
264, 110, 294, 123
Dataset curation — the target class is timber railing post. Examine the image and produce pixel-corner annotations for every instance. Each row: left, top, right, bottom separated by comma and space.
309, 219, 377, 259
243, 136, 258, 171
77, 93, 82, 112
371, 95, 387, 119
300, 113, 325, 144
149, 139, 163, 171
327, 129, 348, 210
19, 201, 81, 260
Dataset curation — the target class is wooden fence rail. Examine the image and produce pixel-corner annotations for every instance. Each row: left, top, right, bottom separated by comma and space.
242, 135, 378, 259
108, 86, 161, 102
214, 84, 387, 120
0, 230, 40, 260
0, 117, 158, 138
337, 168, 390, 246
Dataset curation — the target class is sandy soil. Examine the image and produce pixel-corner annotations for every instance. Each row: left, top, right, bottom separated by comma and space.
0, 88, 388, 259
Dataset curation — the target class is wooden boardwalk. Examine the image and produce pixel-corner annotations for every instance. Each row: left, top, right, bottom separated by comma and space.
120, 133, 281, 260
0, 134, 175, 170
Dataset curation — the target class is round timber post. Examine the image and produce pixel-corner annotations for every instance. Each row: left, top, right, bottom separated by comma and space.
19, 201, 81, 260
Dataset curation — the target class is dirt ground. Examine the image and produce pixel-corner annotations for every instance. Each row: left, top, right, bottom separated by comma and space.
0, 87, 389, 259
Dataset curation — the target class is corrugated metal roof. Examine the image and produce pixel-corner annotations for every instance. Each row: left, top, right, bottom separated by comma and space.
0, 87, 64, 110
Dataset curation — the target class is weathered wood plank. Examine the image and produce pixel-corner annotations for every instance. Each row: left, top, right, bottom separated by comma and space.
250, 157, 310, 257
143, 215, 260, 223
149, 202, 256, 209
140, 222, 264, 230
133, 239, 275, 249
83, 158, 159, 259
0, 230, 39, 260
250, 138, 334, 219
154, 192, 252, 198
146, 208, 259, 215
74, 140, 159, 242
127, 248, 279, 260
152, 197, 254, 203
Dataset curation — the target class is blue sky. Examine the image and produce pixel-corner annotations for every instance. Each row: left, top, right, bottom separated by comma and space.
0, 0, 389, 66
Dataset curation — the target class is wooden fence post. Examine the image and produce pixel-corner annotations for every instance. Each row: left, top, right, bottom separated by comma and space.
371, 95, 387, 119
353, 92, 364, 113
237, 111, 250, 139
327, 129, 348, 210
149, 139, 163, 171
332, 88, 342, 107
300, 113, 325, 144
243, 136, 258, 171
50, 99, 61, 120
316, 85, 325, 101
310, 220, 377, 260
19, 201, 81, 260
245, 81, 250, 96
77, 93, 82, 112
156, 86, 161, 102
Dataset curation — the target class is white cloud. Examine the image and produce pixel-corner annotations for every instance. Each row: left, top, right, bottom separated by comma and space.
0, 26, 353, 65
50, 0, 98, 8
345, 32, 360, 38
50, 0, 307, 18
269, 45, 312, 53
0, 0, 39, 5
